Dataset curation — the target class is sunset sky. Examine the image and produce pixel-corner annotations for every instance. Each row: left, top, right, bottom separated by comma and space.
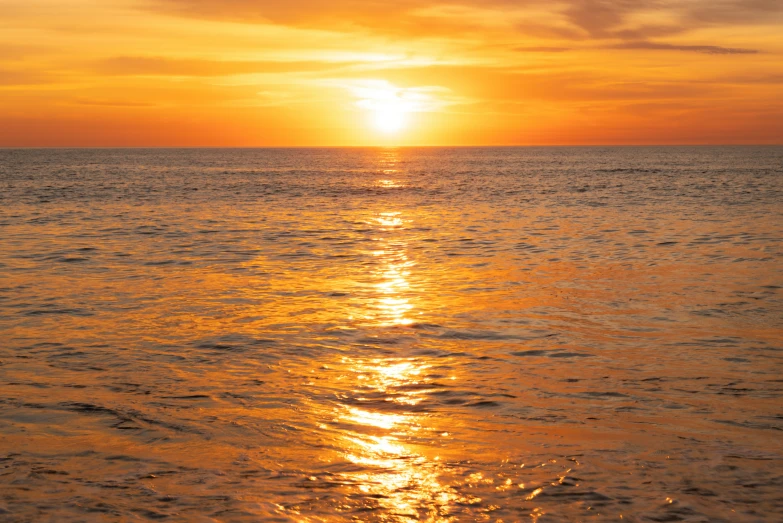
2, 0, 782, 146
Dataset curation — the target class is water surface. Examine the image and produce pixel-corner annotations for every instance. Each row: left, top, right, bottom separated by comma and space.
1, 147, 782, 521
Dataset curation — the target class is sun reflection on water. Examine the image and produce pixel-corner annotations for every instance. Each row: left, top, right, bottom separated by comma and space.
360, 211, 416, 326
374, 149, 404, 189
351, 359, 431, 405
375, 212, 405, 228
343, 406, 406, 430
332, 358, 461, 521
318, 149, 469, 520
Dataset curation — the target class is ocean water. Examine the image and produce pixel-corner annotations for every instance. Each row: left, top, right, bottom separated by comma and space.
0, 146, 781, 522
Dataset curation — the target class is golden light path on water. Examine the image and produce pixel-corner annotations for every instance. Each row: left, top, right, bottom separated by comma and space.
335, 151, 459, 520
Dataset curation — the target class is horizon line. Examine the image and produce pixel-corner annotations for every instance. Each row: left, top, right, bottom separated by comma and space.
2, 143, 782, 149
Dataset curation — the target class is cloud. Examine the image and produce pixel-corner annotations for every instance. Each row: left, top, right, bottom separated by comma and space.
146, 0, 783, 45
607, 41, 760, 54
714, 73, 783, 84
514, 46, 572, 53
554, 0, 782, 39
0, 44, 53, 61
511, 40, 761, 56
0, 69, 57, 86
94, 56, 354, 76
148, 0, 426, 30
684, 0, 783, 26
72, 99, 157, 107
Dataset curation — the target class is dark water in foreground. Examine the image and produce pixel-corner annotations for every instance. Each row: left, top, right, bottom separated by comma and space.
0, 147, 782, 522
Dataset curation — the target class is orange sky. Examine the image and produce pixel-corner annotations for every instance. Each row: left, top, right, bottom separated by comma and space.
1, 0, 782, 146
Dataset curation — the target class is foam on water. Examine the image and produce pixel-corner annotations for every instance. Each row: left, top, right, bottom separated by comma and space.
0, 147, 782, 521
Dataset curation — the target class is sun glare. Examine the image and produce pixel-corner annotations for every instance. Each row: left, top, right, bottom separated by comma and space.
372, 102, 408, 134
350, 80, 435, 137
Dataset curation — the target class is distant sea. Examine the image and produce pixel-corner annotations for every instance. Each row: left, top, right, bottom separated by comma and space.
1, 147, 782, 521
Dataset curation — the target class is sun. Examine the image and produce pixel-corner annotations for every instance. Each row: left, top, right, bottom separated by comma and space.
372, 101, 409, 134
352, 81, 423, 137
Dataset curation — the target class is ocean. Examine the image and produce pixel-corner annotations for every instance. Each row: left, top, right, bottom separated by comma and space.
1, 146, 781, 521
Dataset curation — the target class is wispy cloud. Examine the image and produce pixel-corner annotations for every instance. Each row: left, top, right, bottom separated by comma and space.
72, 99, 157, 107
514, 46, 572, 53
149, 0, 783, 40
606, 41, 760, 55
0, 69, 57, 86
94, 56, 356, 76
